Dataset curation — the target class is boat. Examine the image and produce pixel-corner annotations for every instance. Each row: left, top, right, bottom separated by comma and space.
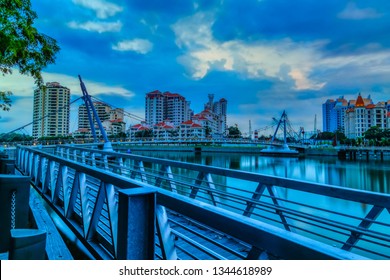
260, 110, 299, 157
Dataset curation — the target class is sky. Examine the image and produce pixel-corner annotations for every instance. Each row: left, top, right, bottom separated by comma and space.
1, 0, 390, 137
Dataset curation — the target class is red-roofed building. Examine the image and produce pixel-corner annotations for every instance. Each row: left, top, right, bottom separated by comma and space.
128, 122, 152, 140
179, 120, 205, 139
345, 93, 388, 139
153, 120, 177, 140
145, 90, 193, 127
144, 90, 227, 140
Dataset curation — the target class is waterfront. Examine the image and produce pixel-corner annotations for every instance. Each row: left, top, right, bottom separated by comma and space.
132, 151, 390, 194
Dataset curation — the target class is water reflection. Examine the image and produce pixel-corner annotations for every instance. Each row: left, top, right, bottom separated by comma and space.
134, 151, 390, 194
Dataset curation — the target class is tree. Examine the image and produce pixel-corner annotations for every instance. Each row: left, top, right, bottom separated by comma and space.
227, 125, 242, 138
0, 91, 12, 111
0, 0, 60, 111
363, 126, 382, 142
316, 131, 334, 140
135, 129, 153, 139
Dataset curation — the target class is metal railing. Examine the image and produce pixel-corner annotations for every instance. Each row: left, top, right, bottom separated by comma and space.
15, 144, 390, 259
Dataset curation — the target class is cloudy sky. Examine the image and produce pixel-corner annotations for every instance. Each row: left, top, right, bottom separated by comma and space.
1, 0, 390, 136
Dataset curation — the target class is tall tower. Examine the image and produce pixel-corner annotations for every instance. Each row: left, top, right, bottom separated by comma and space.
207, 94, 214, 110
164, 92, 187, 126
32, 82, 70, 139
145, 90, 191, 126
213, 98, 227, 136
145, 90, 164, 125
249, 120, 252, 139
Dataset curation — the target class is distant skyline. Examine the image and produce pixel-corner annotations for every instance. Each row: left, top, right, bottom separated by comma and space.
1, 0, 390, 137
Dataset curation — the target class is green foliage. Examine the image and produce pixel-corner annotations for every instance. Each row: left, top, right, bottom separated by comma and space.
0, 0, 60, 110
0, 132, 33, 142
135, 129, 153, 138
37, 135, 73, 141
363, 126, 383, 141
315, 131, 334, 140
0, 91, 12, 111
227, 125, 242, 138
363, 126, 390, 146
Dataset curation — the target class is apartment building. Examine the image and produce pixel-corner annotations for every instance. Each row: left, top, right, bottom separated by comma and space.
76, 102, 125, 137
145, 90, 192, 126
345, 95, 388, 139
145, 90, 164, 126
323, 93, 388, 139
32, 82, 70, 139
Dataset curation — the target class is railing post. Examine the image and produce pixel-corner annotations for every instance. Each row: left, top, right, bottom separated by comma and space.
9, 229, 47, 260
117, 187, 156, 260
0, 175, 31, 252
0, 156, 15, 174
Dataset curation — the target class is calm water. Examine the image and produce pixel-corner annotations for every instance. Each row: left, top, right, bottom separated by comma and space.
133, 151, 390, 194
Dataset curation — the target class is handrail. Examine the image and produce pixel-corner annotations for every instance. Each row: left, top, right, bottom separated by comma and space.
15, 145, 390, 259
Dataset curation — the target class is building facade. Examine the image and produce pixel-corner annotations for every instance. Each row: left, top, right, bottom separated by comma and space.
145, 90, 192, 126
145, 90, 164, 126
143, 90, 227, 140
202, 94, 228, 137
32, 82, 70, 139
329, 96, 348, 132
322, 98, 336, 132
164, 92, 191, 126
76, 102, 125, 137
323, 93, 388, 139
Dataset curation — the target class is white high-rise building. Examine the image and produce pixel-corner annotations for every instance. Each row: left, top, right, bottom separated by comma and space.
32, 82, 70, 139
202, 94, 228, 137
164, 92, 189, 126
145, 90, 164, 126
77, 102, 125, 136
342, 94, 387, 139
78, 102, 111, 130
145, 90, 192, 126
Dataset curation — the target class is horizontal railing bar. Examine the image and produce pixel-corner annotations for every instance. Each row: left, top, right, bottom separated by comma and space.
156, 189, 368, 260
174, 243, 199, 260
168, 218, 246, 259
57, 145, 390, 208
171, 229, 227, 260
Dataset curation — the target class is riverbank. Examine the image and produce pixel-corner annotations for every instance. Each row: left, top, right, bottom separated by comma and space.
115, 144, 340, 157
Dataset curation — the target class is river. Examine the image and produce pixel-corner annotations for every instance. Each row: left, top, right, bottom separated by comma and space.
132, 151, 390, 194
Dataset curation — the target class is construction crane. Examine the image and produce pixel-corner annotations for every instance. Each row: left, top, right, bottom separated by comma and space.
78, 75, 113, 151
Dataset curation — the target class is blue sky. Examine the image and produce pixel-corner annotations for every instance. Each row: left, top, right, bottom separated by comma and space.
1, 0, 390, 136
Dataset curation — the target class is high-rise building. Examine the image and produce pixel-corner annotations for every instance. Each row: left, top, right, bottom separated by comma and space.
77, 102, 125, 137
322, 99, 335, 132
78, 102, 111, 130
145, 90, 192, 126
213, 98, 228, 136
202, 94, 228, 137
145, 90, 164, 126
323, 93, 389, 139
32, 82, 70, 139
345, 94, 387, 139
164, 92, 190, 126
144, 90, 227, 139
323, 94, 373, 133
329, 96, 348, 132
